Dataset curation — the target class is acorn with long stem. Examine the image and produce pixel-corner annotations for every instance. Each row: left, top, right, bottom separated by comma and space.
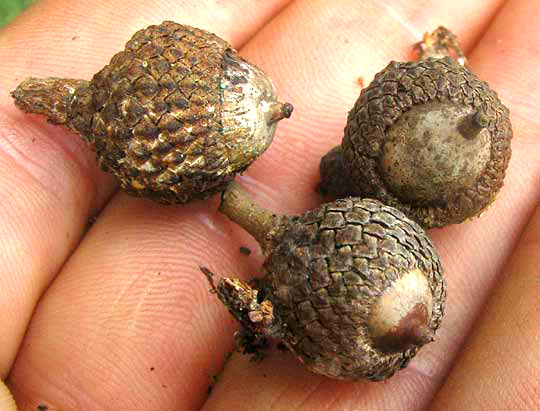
203, 182, 446, 381
12, 21, 293, 204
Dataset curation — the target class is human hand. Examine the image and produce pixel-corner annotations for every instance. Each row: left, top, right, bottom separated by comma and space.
1, 1, 539, 410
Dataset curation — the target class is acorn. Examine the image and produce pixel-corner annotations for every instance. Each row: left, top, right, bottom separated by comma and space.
319, 27, 512, 228
202, 182, 446, 381
11, 21, 293, 204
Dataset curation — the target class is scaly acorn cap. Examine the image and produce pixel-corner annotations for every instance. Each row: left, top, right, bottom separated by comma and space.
204, 182, 446, 381
319, 27, 512, 228
11, 21, 292, 204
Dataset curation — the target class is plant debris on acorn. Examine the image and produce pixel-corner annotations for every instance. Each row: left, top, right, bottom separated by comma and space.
319, 27, 512, 228
11, 21, 292, 204
203, 182, 446, 381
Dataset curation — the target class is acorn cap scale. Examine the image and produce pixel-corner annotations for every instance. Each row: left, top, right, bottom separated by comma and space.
205, 183, 446, 381
12, 21, 292, 204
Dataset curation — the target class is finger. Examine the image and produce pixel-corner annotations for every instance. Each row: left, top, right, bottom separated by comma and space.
430, 1, 540, 407
203, 349, 431, 411
428, 0, 540, 392
200, 0, 512, 409
9, 194, 253, 411
429, 0, 540, 301
431, 204, 540, 410
0, 0, 291, 377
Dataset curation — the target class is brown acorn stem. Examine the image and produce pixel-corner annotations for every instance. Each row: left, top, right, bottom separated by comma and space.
413, 26, 467, 66
265, 102, 294, 125
219, 182, 278, 249
11, 77, 88, 125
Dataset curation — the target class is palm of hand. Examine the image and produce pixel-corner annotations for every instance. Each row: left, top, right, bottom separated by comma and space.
0, 1, 539, 410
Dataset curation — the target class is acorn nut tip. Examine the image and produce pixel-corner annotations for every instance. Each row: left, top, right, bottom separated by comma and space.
11, 21, 292, 205
368, 268, 435, 352
266, 102, 294, 125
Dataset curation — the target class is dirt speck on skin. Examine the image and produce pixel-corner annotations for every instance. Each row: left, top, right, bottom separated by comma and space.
207, 374, 219, 395
207, 350, 234, 396
277, 342, 287, 351
87, 213, 98, 228
239, 246, 251, 256
150, 367, 155, 371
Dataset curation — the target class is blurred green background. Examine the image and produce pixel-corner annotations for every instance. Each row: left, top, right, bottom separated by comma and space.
0, 0, 34, 28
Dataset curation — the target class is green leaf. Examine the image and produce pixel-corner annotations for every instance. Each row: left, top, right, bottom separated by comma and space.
0, 0, 35, 28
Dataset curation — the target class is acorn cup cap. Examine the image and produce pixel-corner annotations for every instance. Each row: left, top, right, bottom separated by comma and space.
338, 57, 512, 228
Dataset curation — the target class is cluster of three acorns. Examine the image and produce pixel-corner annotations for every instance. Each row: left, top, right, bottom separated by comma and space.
12, 22, 512, 381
